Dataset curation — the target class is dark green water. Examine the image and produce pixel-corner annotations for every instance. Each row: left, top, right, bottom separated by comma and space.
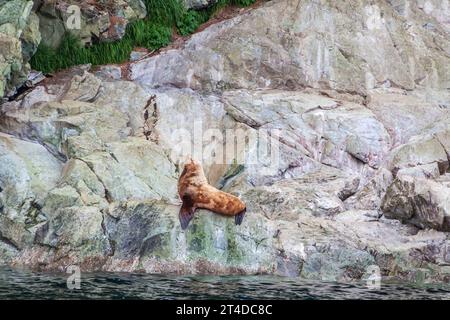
0, 267, 449, 300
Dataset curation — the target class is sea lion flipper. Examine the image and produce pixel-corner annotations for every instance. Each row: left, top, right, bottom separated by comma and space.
179, 195, 195, 230
235, 208, 246, 226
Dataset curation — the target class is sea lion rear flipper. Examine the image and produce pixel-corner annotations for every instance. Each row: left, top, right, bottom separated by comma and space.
179, 195, 195, 230
235, 208, 246, 226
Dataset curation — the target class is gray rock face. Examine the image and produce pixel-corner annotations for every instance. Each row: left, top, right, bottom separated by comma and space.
184, 0, 218, 9
0, 132, 62, 250
0, 0, 41, 97
1, 0, 450, 283
131, 0, 450, 95
103, 200, 276, 274
35, 0, 147, 48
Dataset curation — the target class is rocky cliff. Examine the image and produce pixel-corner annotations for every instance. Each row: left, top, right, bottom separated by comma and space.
0, 0, 449, 283
0, 0, 40, 97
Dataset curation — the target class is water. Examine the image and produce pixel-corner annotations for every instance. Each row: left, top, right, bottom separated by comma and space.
0, 267, 448, 300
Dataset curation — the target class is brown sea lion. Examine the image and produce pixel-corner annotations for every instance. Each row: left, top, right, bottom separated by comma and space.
177, 159, 246, 230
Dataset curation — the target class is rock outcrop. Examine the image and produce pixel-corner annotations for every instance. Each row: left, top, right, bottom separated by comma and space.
0, 0, 449, 283
382, 174, 450, 232
34, 0, 147, 48
0, 0, 41, 98
130, 0, 450, 95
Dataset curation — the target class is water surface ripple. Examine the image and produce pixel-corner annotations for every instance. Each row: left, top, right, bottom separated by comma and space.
0, 267, 448, 300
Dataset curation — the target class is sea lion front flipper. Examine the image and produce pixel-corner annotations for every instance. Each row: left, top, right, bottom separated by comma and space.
179, 194, 195, 230
235, 208, 246, 226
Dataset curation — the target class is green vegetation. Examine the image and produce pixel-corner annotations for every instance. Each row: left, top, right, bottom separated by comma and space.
231, 0, 257, 6
144, 0, 185, 25
177, 10, 209, 36
30, 23, 171, 73
30, 0, 257, 74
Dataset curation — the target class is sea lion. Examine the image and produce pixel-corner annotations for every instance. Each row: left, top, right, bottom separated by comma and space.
177, 159, 246, 230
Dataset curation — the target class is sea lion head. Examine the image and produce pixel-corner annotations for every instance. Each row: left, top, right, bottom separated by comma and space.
183, 158, 202, 175
180, 158, 207, 182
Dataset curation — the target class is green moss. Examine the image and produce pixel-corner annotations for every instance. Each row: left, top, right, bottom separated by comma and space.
223, 158, 245, 181
226, 232, 243, 262
217, 159, 245, 188
224, 220, 246, 264
184, 213, 248, 268
142, 233, 174, 260
30, 0, 257, 74
186, 221, 213, 254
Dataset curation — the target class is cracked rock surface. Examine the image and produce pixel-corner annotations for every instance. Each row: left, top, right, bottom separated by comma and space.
0, 0, 449, 283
